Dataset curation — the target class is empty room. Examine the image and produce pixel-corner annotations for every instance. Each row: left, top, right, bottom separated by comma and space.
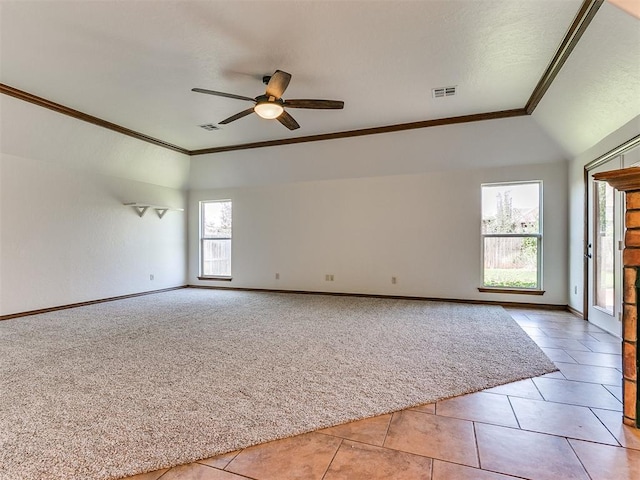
1, 0, 639, 479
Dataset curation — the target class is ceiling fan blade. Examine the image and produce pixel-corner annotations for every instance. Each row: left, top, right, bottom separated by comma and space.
265, 70, 292, 99
192, 88, 256, 103
283, 99, 344, 109
277, 110, 300, 130
219, 108, 255, 124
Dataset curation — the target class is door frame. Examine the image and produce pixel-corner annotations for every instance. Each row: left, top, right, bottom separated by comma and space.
583, 135, 640, 319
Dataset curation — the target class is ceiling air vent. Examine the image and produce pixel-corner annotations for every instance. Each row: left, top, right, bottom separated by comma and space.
199, 123, 220, 131
432, 86, 457, 98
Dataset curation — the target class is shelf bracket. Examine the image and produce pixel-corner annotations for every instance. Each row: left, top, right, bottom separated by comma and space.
133, 206, 149, 218
123, 202, 184, 219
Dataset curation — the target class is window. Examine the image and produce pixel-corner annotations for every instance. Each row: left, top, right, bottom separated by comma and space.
200, 200, 232, 278
481, 182, 542, 290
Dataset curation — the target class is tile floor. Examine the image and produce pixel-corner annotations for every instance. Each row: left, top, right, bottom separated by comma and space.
123, 308, 640, 480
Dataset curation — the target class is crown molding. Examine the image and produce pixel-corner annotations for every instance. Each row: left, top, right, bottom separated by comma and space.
0, 83, 190, 155
190, 109, 527, 156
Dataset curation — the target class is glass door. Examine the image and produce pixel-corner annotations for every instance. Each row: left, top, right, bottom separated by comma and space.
587, 159, 623, 336
594, 180, 615, 314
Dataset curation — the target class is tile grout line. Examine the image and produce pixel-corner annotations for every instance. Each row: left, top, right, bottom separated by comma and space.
436, 458, 535, 480
219, 450, 243, 471
579, 338, 600, 352
588, 406, 624, 448
315, 429, 388, 450
602, 384, 624, 403
320, 438, 343, 480
506, 395, 523, 430
154, 471, 169, 480
381, 411, 394, 447
471, 421, 482, 471
531, 376, 552, 402
201, 461, 257, 480
429, 454, 434, 478
558, 345, 584, 368
566, 437, 596, 480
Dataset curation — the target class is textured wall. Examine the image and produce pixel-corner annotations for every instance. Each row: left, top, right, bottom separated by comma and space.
0, 98, 188, 316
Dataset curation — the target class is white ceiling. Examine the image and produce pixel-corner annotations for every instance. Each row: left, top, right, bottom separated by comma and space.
0, 0, 637, 154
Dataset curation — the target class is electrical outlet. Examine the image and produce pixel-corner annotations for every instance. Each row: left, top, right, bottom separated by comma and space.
275, 273, 280, 280
150, 274, 154, 281
325, 274, 334, 281
392, 276, 397, 284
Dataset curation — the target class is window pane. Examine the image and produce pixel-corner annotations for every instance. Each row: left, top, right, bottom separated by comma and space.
202, 239, 231, 276
483, 236, 538, 288
594, 181, 614, 314
203, 201, 232, 238
482, 183, 539, 234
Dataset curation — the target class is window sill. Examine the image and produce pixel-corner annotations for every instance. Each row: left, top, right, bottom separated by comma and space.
198, 276, 232, 282
478, 287, 545, 295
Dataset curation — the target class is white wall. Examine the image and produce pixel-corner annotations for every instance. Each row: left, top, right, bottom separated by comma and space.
188, 115, 568, 305
567, 115, 640, 314
0, 96, 190, 189
1, 95, 572, 313
189, 161, 568, 305
0, 97, 189, 316
189, 115, 567, 189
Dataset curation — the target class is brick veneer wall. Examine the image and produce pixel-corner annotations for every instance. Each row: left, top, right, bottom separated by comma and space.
622, 192, 640, 427
594, 167, 640, 428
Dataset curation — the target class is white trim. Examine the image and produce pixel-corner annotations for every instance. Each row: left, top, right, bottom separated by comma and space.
480, 181, 543, 290
199, 200, 232, 278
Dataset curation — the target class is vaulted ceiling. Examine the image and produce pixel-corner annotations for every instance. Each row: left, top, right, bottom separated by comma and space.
0, 0, 638, 157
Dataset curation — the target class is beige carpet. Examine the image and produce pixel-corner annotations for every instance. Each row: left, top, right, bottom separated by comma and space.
0, 289, 556, 480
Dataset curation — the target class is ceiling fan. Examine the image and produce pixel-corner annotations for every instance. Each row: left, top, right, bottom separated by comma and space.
192, 70, 344, 130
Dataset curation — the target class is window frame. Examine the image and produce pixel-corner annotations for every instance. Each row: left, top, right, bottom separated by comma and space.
199, 199, 232, 281
479, 181, 544, 293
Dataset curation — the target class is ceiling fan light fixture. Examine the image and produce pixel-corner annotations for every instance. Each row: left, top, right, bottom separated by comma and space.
192, 70, 343, 130
254, 101, 284, 119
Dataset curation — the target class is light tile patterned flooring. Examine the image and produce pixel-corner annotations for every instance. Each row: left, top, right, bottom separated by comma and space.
123, 308, 640, 480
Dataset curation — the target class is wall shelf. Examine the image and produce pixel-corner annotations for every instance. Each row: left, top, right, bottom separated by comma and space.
123, 202, 184, 219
